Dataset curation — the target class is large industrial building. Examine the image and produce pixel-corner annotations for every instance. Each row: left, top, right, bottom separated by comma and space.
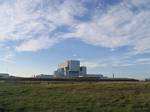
54, 60, 104, 79
54, 60, 87, 78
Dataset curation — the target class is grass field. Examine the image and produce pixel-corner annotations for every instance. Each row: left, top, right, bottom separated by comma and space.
0, 81, 150, 112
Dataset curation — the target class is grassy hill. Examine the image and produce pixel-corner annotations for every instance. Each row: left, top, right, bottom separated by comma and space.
0, 81, 150, 112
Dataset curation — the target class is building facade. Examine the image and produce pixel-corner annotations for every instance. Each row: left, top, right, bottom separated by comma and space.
0, 73, 9, 78
54, 60, 87, 78
35, 74, 54, 79
85, 74, 104, 79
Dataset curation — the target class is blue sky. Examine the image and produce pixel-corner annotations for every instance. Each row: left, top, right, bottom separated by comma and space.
0, 0, 150, 79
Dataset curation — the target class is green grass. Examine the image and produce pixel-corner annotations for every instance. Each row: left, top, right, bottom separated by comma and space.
0, 81, 150, 112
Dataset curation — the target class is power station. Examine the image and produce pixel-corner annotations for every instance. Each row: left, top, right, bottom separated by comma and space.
0, 60, 139, 81
54, 60, 103, 79
54, 60, 87, 78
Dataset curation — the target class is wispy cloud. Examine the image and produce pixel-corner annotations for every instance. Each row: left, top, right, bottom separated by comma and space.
81, 61, 100, 68
71, 1, 150, 54
0, 0, 86, 51
0, 0, 150, 54
135, 58, 150, 65
0, 46, 15, 63
15, 37, 58, 52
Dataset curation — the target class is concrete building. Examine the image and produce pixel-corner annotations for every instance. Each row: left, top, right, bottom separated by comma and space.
54, 60, 87, 78
145, 78, 150, 81
0, 73, 9, 78
35, 74, 54, 79
80, 66, 87, 77
85, 74, 104, 79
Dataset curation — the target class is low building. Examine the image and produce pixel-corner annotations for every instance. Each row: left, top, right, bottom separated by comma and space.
35, 74, 54, 79
0, 73, 9, 78
86, 74, 104, 79
145, 78, 150, 81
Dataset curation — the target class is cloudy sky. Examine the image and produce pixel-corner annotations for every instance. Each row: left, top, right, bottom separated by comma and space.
0, 0, 150, 79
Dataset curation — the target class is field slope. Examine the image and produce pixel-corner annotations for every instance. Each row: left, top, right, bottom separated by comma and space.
0, 81, 150, 112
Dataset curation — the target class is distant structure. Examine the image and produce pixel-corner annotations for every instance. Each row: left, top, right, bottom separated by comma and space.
85, 74, 104, 78
113, 73, 115, 79
0, 73, 9, 78
54, 60, 104, 79
54, 60, 86, 78
145, 78, 150, 81
35, 74, 54, 79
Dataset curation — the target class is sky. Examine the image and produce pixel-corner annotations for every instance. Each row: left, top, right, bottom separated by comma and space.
0, 0, 150, 79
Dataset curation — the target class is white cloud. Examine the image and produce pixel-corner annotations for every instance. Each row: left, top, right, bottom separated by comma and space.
0, 0, 86, 51
135, 58, 150, 64
81, 61, 99, 68
46, 0, 86, 26
16, 37, 58, 52
0, 0, 149, 55
1, 52, 15, 63
80, 54, 138, 69
70, 2, 150, 54
80, 59, 132, 69
129, 0, 150, 7
0, 46, 15, 63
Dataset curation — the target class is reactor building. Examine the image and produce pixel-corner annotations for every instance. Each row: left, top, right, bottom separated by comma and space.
54, 60, 87, 78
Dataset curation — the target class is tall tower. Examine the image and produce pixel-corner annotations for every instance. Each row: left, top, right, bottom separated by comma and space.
113, 73, 115, 79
